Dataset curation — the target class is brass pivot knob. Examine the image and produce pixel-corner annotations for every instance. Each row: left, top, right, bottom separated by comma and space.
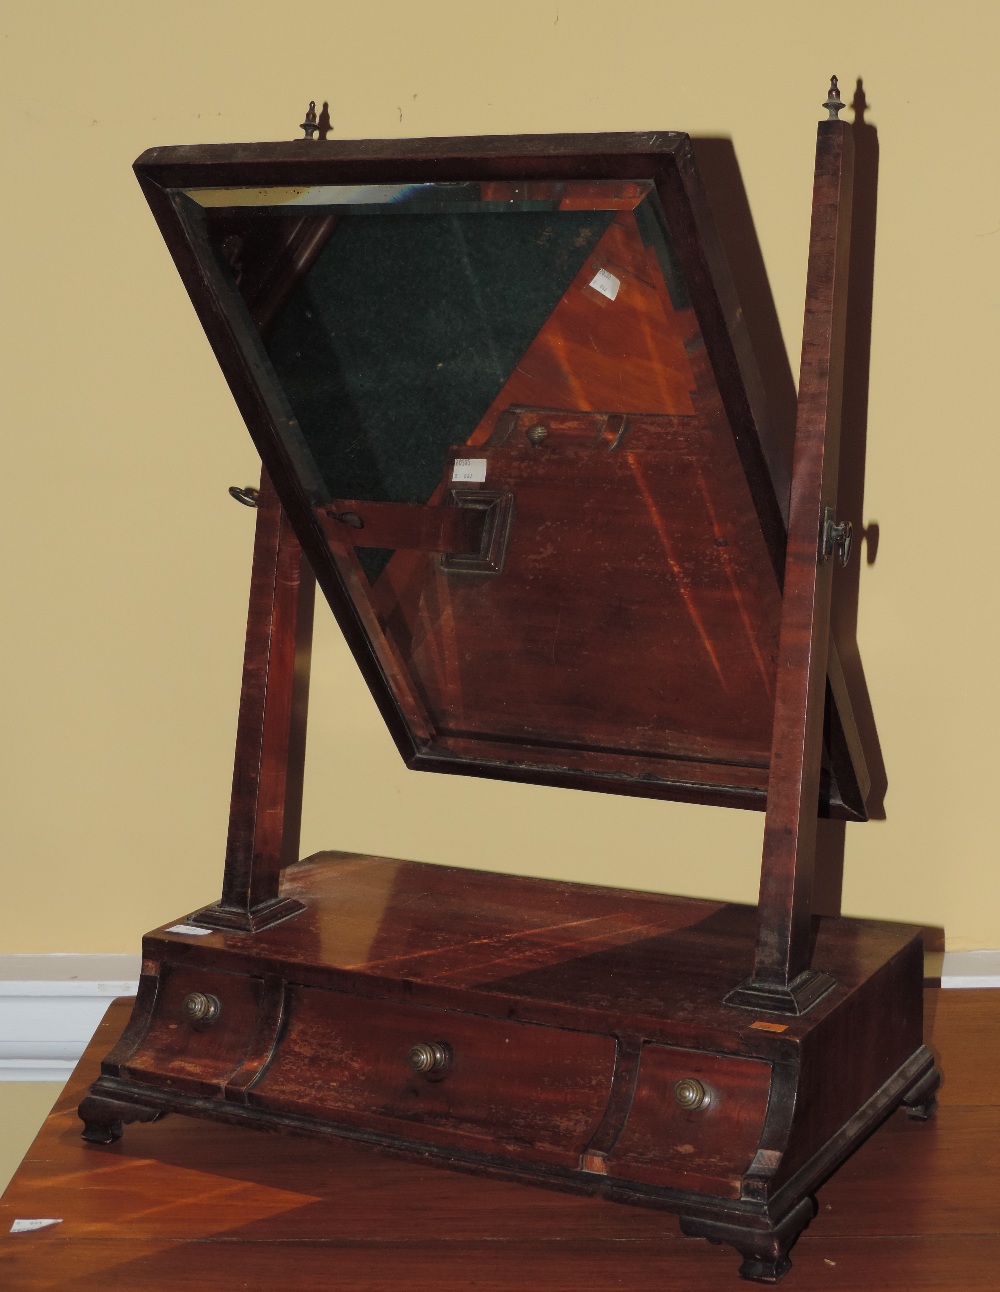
407, 1041, 450, 1074
821, 505, 853, 567
674, 1077, 711, 1111
182, 992, 221, 1025
525, 424, 548, 447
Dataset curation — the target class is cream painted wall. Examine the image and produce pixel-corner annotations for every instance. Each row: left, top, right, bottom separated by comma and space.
2, 1, 998, 956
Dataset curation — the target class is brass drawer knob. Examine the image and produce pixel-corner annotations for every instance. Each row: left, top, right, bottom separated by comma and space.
407, 1041, 450, 1074
182, 991, 221, 1025
674, 1077, 711, 1110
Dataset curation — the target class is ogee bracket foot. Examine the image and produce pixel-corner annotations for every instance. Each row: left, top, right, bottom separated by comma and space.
902, 1063, 942, 1121
78, 1093, 165, 1145
680, 1194, 817, 1284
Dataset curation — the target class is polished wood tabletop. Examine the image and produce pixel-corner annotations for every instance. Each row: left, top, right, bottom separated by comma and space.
1, 988, 997, 1290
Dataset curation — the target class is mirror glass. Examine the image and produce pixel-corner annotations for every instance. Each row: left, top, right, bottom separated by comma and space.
187, 178, 782, 787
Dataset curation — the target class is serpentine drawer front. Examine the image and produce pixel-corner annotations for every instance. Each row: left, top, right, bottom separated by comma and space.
247, 986, 618, 1168
607, 1043, 774, 1198
117, 964, 772, 1194
122, 964, 263, 1097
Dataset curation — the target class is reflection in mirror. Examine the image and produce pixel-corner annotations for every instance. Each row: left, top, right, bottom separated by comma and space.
190, 178, 783, 789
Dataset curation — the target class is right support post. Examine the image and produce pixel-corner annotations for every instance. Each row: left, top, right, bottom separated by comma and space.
728, 94, 856, 1014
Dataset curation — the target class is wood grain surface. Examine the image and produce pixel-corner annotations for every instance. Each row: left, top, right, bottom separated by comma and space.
752, 118, 854, 993
1, 989, 995, 1290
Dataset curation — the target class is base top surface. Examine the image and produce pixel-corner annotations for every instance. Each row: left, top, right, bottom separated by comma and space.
148, 851, 921, 1053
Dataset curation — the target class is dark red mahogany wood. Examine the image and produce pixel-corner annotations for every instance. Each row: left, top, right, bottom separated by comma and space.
190, 470, 313, 931
5, 991, 992, 1292
77, 98, 936, 1284
727, 119, 856, 1014
80, 854, 932, 1283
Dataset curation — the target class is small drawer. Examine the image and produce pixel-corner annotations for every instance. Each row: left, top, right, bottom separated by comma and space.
249, 986, 617, 1168
123, 963, 263, 1097
606, 1043, 773, 1198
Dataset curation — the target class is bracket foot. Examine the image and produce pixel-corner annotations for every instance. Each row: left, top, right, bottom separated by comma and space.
78, 1093, 165, 1145
902, 1063, 941, 1120
681, 1195, 817, 1284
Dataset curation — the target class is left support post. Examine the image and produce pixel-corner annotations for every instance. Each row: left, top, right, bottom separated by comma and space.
191, 470, 315, 932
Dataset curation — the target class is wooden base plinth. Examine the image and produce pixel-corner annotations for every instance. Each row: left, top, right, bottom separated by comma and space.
723, 969, 837, 1015
187, 895, 306, 932
79, 852, 933, 1283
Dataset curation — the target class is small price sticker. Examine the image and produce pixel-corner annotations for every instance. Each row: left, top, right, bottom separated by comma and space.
452, 458, 487, 483
588, 267, 621, 301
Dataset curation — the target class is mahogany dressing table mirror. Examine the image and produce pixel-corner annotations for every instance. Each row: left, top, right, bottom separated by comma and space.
79, 83, 939, 1283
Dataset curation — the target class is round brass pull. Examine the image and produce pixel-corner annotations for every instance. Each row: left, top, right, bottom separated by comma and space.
407, 1041, 450, 1075
182, 991, 221, 1025
674, 1078, 711, 1111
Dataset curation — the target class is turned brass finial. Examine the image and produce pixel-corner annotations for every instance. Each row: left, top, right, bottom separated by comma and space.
300, 100, 318, 139
823, 75, 844, 121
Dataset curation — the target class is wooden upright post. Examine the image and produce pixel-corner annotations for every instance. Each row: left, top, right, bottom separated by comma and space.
191, 470, 315, 932
727, 85, 855, 1013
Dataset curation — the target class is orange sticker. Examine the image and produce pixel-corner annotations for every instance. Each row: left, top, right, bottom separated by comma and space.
750, 1020, 789, 1033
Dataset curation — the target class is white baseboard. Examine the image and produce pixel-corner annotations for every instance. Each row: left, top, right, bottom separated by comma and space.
0, 956, 140, 1082
938, 949, 1000, 989
1, 949, 997, 1083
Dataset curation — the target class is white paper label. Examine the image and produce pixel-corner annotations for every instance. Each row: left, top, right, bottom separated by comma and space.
452, 458, 487, 483
165, 923, 212, 936
588, 267, 620, 301
11, 1219, 62, 1233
